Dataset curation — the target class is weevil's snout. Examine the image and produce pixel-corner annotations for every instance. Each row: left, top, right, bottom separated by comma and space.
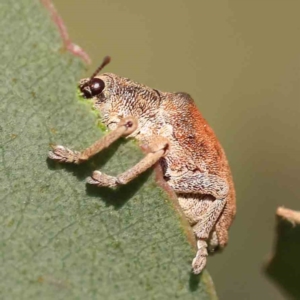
79, 77, 105, 99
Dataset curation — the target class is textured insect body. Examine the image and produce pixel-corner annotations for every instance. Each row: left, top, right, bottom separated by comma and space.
49, 57, 236, 274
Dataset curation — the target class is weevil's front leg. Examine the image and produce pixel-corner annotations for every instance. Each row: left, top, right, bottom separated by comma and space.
87, 136, 169, 187
48, 117, 138, 164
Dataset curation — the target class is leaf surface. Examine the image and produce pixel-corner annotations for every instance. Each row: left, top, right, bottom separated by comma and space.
0, 1, 217, 299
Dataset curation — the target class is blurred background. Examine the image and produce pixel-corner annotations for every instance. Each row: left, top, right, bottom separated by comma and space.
52, 1, 300, 299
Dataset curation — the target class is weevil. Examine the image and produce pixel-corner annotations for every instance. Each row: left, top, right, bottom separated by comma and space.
48, 56, 236, 274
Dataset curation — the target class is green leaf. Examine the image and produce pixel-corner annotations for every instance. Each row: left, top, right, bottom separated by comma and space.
266, 207, 300, 299
0, 1, 217, 299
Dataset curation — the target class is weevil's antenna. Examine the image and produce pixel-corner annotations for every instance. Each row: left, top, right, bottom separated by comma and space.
90, 56, 111, 80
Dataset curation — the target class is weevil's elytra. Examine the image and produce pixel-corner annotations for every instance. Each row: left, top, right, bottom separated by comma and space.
48, 56, 236, 274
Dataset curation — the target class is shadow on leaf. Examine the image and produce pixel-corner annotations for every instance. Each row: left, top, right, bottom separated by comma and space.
47, 138, 124, 180
86, 169, 152, 209
47, 138, 152, 209
189, 272, 201, 291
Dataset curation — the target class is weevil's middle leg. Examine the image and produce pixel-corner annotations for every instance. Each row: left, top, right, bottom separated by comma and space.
87, 136, 169, 187
48, 117, 138, 163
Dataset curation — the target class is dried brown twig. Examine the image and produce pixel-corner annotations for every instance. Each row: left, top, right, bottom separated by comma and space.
41, 0, 91, 64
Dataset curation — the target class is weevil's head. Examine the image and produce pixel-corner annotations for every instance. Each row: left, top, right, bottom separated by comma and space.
78, 56, 161, 129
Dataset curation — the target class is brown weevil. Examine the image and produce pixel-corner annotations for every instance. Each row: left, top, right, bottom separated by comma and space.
48, 56, 236, 274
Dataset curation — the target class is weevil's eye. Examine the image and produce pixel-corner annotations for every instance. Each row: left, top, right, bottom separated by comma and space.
81, 78, 105, 98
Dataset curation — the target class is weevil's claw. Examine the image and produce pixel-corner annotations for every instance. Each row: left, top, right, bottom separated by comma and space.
86, 171, 118, 187
86, 175, 100, 185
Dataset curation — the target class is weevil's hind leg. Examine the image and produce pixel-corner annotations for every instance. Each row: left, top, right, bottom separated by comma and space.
207, 230, 220, 253
87, 136, 169, 187
215, 203, 234, 247
192, 199, 226, 240
48, 117, 138, 164
192, 227, 223, 273
215, 222, 229, 248
191, 198, 226, 274
192, 195, 235, 274
197, 202, 233, 257
169, 173, 229, 274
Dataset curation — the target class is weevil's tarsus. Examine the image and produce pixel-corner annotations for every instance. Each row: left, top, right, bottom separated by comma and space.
86, 171, 117, 187
48, 145, 81, 163
192, 240, 208, 274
